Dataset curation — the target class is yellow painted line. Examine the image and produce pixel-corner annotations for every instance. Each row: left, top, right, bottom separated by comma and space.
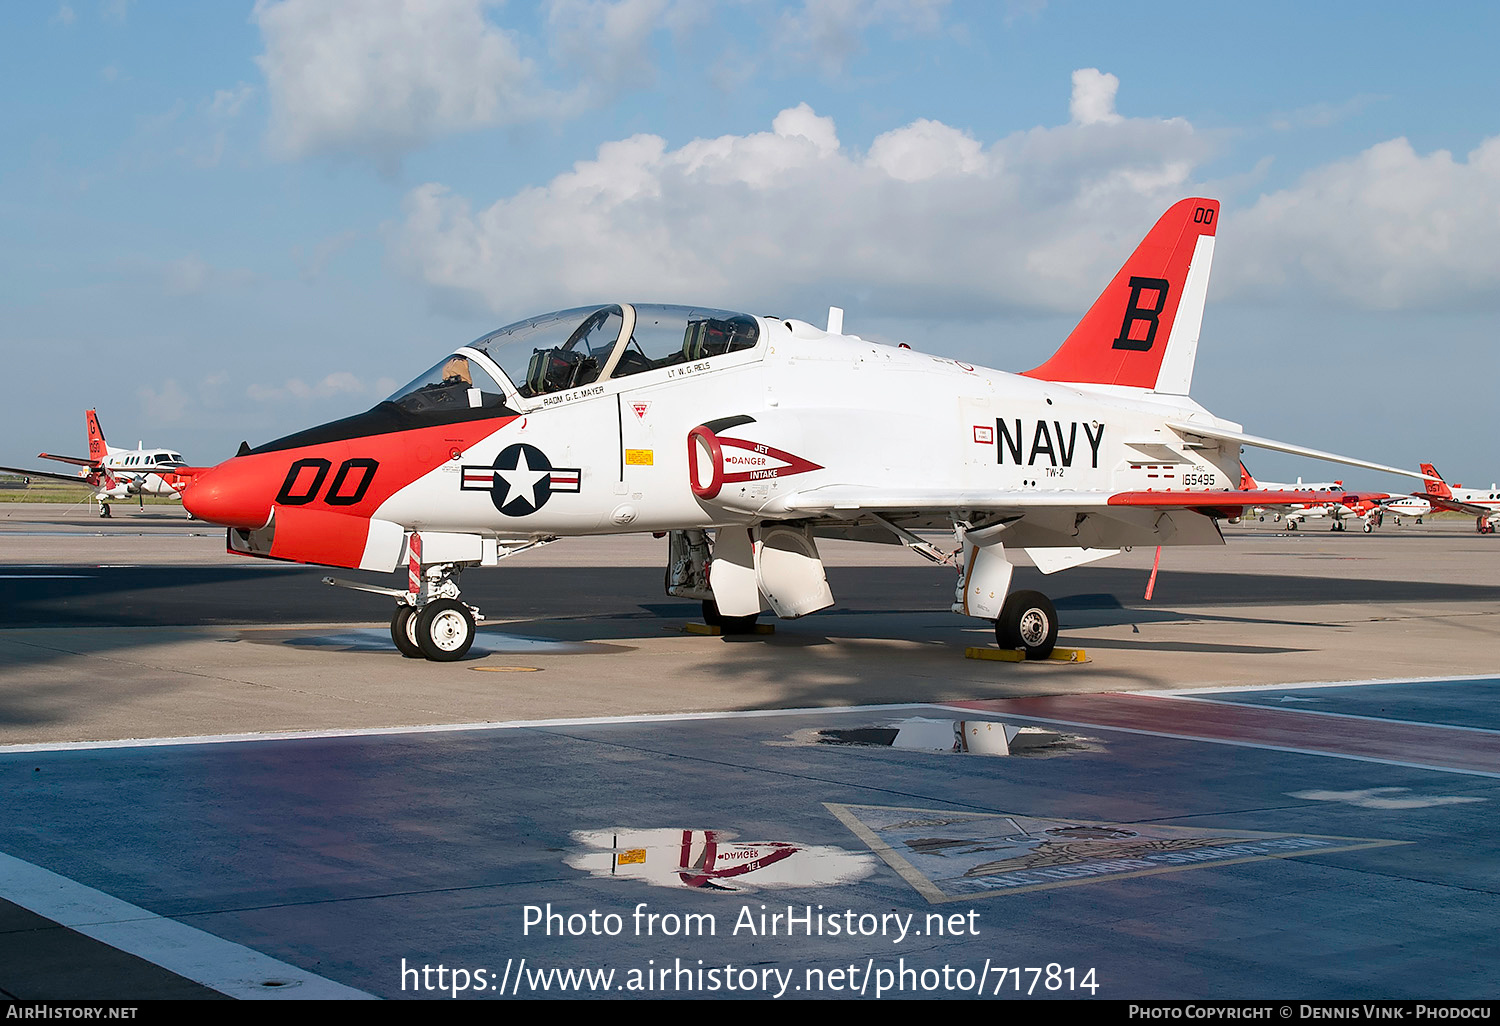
469, 666, 542, 672
964, 647, 1087, 663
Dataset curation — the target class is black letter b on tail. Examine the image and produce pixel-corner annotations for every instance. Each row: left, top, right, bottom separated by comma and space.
1111, 276, 1170, 352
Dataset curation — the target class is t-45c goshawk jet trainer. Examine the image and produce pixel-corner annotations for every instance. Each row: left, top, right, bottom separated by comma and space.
182, 198, 1433, 660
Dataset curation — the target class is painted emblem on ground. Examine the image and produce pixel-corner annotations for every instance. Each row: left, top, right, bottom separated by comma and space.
564, 828, 877, 892
826, 803, 1404, 903
461, 443, 581, 516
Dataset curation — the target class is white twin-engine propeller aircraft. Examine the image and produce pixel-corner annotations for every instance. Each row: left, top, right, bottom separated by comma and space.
0, 409, 195, 518
182, 198, 1435, 661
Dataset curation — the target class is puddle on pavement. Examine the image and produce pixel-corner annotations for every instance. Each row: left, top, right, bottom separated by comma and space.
246, 627, 629, 656
780, 716, 1100, 758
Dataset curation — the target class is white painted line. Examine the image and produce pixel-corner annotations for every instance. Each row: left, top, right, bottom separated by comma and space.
0, 702, 941, 754
0, 851, 374, 1000
926, 705, 1500, 780
1136, 694, 1500, 736
1133, 673, 1499, 696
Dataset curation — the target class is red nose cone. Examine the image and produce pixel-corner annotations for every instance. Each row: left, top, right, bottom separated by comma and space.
182, 458, 274, 530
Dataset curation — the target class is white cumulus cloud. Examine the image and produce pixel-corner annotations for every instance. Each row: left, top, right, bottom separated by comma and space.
253, 0, 575, 161
392, 78, 1210, 320
1222, 135, 1500, 309
1069, 68, 1122, 126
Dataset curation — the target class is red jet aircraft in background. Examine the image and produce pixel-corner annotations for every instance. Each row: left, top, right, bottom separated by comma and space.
181, 198, 1436, 661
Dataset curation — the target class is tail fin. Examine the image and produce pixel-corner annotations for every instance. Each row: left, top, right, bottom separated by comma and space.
86, 410, 108, 463
1239, 461, 1257, 490
1025, 197, 1219, 393
1419, 463, 1451, 499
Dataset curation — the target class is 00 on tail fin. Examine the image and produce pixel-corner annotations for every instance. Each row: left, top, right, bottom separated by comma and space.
1024, 197, 1218, 394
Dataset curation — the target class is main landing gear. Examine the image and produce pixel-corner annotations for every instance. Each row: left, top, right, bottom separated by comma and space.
98, 502, 111, 519
951, 530, 1062, 660
664, 529, 763, 635
700, 598, 760, 636
994, 590, 1058, 659
1480, 517, 1497, 535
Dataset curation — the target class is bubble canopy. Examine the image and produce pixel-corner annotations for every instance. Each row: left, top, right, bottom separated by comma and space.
383, 304, 761, 414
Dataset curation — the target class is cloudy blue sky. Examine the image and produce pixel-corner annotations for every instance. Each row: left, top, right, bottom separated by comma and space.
2, 1, 1497, 487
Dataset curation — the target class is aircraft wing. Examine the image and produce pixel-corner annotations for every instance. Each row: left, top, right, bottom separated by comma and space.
776, 485, 1367, 517
0, 464, 95, 486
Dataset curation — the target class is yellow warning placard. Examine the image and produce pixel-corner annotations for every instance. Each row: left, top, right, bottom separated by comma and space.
616, 849, 647, 866
625, 449, 654, 466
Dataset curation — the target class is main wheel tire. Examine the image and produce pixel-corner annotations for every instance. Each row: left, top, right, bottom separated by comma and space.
415, 599, 476, 661
391, 606, 423, 659
99, 504, 111, 519
701, 598, 759, 635
1286, 520, 1297, 530
995, 590, 1058, 659
1362, 521, 1373, 533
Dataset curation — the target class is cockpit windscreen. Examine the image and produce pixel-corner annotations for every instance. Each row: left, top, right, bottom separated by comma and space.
385, 354, 512, 416
468, 305, 624, 398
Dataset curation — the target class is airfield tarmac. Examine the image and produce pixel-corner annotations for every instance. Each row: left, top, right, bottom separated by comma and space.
0, 503, 1497, 1000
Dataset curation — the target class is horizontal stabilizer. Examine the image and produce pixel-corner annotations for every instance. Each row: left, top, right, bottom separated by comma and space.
1167, 422, 1439, 483
38, 452, 95, 468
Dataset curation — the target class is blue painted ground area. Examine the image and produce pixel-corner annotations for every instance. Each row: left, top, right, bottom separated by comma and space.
2, 684, 1499, 1000
1181, 677, 1500, 731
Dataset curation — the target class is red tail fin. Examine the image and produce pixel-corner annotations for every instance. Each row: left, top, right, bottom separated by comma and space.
1239, 462, 1259, 490
1419, 463, 1451, 499
86, 410, 108, 464
1025, 198, 1219, 392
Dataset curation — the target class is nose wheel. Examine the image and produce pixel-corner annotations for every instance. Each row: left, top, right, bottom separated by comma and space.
415, 599, 476, 661
391, 606, 423, 659
390, 599, 476, 661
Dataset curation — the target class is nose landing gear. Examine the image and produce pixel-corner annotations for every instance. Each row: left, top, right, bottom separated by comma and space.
407, 598, 476, 661
329, 534, 558, 662
327, 560, 481, 662
390, 562, 479, 662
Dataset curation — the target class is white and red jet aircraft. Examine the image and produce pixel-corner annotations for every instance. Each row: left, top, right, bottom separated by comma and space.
0, 410, 195, 518
182, 198, 1435, 661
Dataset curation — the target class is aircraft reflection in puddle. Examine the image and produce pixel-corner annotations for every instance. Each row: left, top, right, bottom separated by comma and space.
566, 829, 876, 892
781, 717, 1081, 757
